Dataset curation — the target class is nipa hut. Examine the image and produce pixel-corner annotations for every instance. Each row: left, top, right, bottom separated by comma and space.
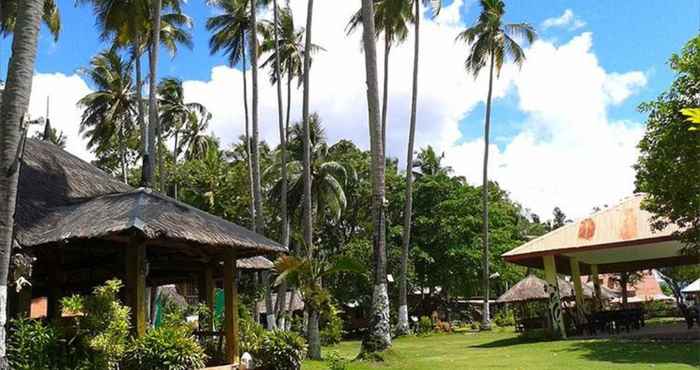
11, 139, 286, 367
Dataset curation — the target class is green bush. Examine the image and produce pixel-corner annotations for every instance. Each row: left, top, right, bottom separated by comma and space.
253, 330, 308, 370
123, 322, 207, 370
321, 305, 344, 346
417, 316, 433, 335
493, 309, 515, 327
643, 299, 677, 318
326, 351, 348, 370
7, 317, 59, 370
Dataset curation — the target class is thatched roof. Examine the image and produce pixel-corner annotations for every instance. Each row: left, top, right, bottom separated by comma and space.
497, 274, 613, 303
15, 139, 285, 256
237, 256, 274, 270
257, 291, 304, 314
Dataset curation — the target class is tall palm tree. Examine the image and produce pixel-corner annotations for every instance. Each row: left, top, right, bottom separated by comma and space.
143, 0, 162, 188
397, 0, 441, 336
158, 77, 206, 197
348, 0, 413, 152
300, 0, 318, 358
359, 0, 391, 354
207, 0, 257, 231
248, 0, 265, 239
76, 0, 149, 183
182, 110, 213, 161
456, 0, 535, 330
0, 0, 44, 365
78, 50, 137, 183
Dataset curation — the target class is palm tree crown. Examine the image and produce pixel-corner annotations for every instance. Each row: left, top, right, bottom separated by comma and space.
0, 0, 61, 40
456, 0, 535, 76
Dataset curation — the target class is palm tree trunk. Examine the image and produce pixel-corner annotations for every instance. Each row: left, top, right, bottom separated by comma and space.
172, 130, 179, 199
0, 1, 43, 366
360, 0, 391, 353
480, 52, 495, 330
264, 271, 276, 330
120, 126, 129, 184
241, 35, 256, 232
286, 69, 292, 133
134, 40, 148, 187
381, 31, 390, 153
272, 0, 290, 330
397, 0, 421, 337
250, 0, 265, 236
307, 307, 320, 360
301, 0, 314, 259
144, 0, 161, 190
302, 0, 318, 359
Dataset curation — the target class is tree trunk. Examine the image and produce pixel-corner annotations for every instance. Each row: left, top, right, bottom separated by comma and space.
381, 31, 390, 153
307, 307, 321, 360
0, 1, 43, 366
250, 0, 265, 235
120, 126, 129, 184
172, 130, 179, 199
397, 0, 421, 337
301, 0, 314, 256
263, 271, 276, 330
272, 0, 289, 330
135, 41, 148, 187
241, 35, 256, 232
360, 0, 391, 353
144, 0, 161, 190
286, 69, 292, 134
480, 53, 495, 331
620, 273, 629, 309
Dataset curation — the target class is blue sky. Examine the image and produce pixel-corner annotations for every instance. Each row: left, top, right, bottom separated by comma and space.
6, 0, 699, 219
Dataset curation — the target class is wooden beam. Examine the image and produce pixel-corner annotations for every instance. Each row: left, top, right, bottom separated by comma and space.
223, 249, 239, 364
543, 255, 566, 339
47, 249, 64, 321
199, 264, 216, 331
126, 240, 147, 337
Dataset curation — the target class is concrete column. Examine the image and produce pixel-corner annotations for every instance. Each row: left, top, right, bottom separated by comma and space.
590, 264, 602, 311
569, 257, 586, 319
543, 255, 566, 339
126, 241, 147, 337
224, 250, 240, 364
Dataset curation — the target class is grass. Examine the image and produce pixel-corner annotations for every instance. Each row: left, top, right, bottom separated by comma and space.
303, 329, 700, 370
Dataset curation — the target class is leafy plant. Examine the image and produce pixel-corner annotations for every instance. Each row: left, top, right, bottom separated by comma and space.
494, 309, 515, 327
61, 279, 131, 369
253, 330, 308, 370
321, 304, 344, 346
326, 351, 349, 370
6, 317, 59, 370
123, 321, 207, 370
417, 316, 433, 335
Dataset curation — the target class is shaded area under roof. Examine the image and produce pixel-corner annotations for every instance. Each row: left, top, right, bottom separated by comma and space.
15, 139, 285, 257
502, 194, 697, 274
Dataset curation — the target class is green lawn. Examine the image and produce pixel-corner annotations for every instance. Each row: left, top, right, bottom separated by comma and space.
303, 329, 700, 370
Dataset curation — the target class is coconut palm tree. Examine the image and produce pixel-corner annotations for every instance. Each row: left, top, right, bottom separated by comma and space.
78, 50, 138, 183
207, 0, 257, 230
182, 110, 213, 161
397, 0, 441, 336
456, 0, 535, 329
347, 0, 413, 152
157, 77, 206, 197
0, 0, 44, 365
0, 0, 60, 40
359, 0, 391, 354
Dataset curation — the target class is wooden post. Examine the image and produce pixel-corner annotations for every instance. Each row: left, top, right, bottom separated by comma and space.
590, 264, 602, 311
224, 249, 240, 364
543, 255, 566, 339
126, 241, 147, 337
199, 264, 216, 331
47, 250, 64, 321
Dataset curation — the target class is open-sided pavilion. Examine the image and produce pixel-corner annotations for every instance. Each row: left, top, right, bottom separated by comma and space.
502, 194, 699, 337
11, 139, 286, 367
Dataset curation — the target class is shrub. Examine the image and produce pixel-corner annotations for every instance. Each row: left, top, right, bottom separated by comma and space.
321, 305, 344, 346
253, 330, 308, 370
326, 351, 348, 370
493, 309, 515, 327
417, 316, 433, 335
7, 317, 59, 370
123, 322, 207, 370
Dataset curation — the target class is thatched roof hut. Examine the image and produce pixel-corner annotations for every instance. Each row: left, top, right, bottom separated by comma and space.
237, 256, 274, 270
497, 275, 613, 303
257, 291, 304, 314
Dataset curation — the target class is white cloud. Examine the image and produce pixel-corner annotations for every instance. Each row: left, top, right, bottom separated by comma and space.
27, 72, 93, 160
29, 2, 648, 223
542, 9, 586, 31
444, 33, 646, 219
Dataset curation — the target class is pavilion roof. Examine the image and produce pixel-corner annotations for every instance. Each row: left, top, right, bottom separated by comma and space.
15, 139, 285, 257
496, 274, 613, 303
502, 194, 695, 274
